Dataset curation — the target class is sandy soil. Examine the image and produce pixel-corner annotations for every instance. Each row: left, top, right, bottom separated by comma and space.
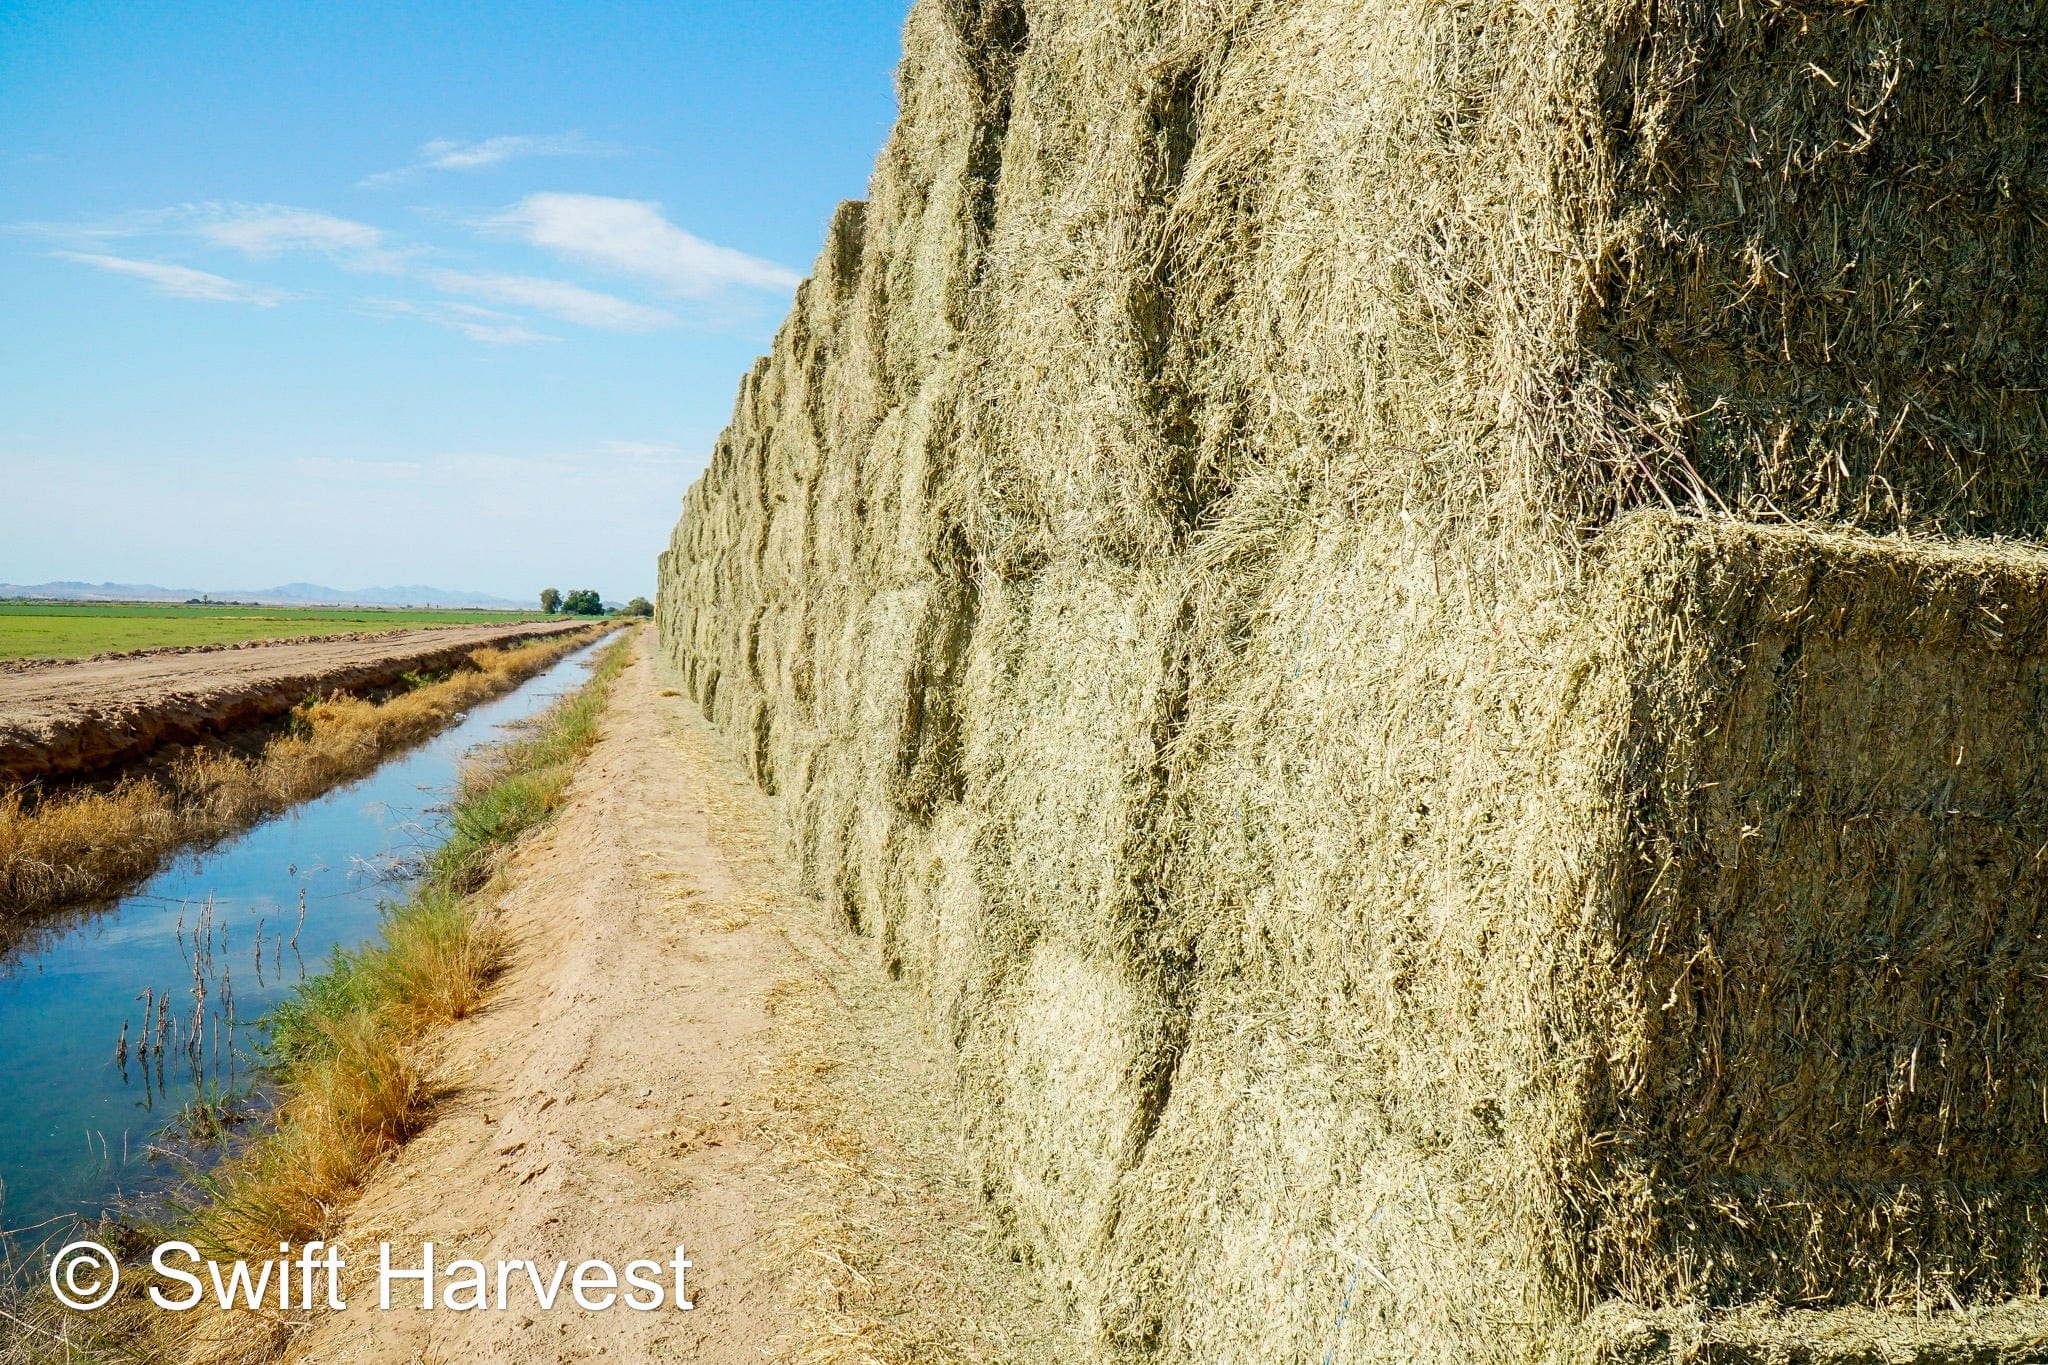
286, 634, 1085, 1364
0, 622, 589, 786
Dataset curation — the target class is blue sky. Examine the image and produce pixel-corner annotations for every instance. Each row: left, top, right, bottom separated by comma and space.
0, 0, 905, 603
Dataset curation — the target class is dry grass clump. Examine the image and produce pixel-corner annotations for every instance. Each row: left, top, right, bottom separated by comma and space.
0, 628, 604, 926
656, 0, 2048, 1360
195, 1010, 430, 1257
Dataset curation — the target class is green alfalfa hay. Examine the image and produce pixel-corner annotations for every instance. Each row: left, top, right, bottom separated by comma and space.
658, 0, 2048, 1359
1564, 516, 2048, 1311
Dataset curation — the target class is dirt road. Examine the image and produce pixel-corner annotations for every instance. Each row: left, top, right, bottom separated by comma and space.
288, 633, 1084, 1364
0, 621, 590, 786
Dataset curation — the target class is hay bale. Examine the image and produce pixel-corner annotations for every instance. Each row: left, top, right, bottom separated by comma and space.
658, 0, 2048, 1358
1574, 517, 2048, 1307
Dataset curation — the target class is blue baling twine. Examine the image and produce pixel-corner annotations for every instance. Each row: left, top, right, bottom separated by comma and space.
1321, 1258, 1365, 1365
1319, 1207, 1383, 1365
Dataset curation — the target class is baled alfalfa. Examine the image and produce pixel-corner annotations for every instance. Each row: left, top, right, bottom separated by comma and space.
1094, 511, 2048, 1361
1570, 515, 2048, 1311
1593, 0, 2048, 538
930, 3, 1607, 1346
1089, 488, 1597, 1363
1575, 1296, 2048, 1364
658, 0, 2048, 1360
943, 559, 1196, 1313
660, 0, 1005, 901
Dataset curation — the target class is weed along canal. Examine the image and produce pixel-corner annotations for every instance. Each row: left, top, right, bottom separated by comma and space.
0, 642, 604, 1246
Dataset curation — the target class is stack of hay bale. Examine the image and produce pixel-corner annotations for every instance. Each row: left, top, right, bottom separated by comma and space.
661, 0, 2048, 1358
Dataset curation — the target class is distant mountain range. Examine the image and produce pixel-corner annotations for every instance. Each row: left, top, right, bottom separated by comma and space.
0, 580, 530, 609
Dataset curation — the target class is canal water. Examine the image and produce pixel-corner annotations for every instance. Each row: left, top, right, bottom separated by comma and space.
0, 643, 601, 1250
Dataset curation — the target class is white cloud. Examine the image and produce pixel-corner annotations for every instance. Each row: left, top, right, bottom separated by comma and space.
195, 205, 398, 267
54, 252, 293, 306
358, 297, 554, 345
11, 206, 189, 243
485, 193, 800, 297
426, 268, 674, 332
361, 133, 619, 188
32, 195, 767, 340
25, 203, 408, 271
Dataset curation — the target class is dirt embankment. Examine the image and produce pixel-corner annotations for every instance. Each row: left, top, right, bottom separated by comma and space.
0, 621, 589, 787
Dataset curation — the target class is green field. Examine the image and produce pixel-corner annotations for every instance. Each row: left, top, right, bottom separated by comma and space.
0, 601, 553, 661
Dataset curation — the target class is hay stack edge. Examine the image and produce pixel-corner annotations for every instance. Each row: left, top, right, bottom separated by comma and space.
659, 1, 2048, 1359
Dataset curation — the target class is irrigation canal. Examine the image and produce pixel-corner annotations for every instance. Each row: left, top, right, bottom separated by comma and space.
0, 642, 603, 1252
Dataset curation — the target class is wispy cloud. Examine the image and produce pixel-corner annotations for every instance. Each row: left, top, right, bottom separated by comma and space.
22, 202, 408, 271
484, 193, 800, 297
10, 206, 187, 243
357, 298, 555, 345
29, 193, 758, 343
426, 268, 673, 332
360, 133, 619, 188
54, 252, 293, 306
194, 205, 408, 271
